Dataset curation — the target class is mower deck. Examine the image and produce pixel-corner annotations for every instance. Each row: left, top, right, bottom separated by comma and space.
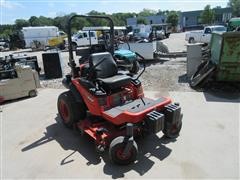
77, 118, 127, 147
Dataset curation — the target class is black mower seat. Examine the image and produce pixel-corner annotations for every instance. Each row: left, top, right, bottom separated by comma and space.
89, 52, 131, 90
97, 74, 131, 90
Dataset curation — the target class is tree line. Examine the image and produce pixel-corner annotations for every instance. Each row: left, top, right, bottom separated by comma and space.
0, 9, 179, 40
0, 0, 239, 41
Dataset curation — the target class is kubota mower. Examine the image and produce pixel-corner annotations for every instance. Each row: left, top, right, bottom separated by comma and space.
57, 15, 183, 165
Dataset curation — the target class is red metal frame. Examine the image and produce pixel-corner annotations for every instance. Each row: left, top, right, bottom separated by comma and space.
71, 76, 172, 146
72, 78, 171, 125
72, 79, 104, 116
65, 53, 175, 146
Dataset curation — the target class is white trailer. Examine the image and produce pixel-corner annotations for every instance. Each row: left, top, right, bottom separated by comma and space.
22, 26, 59, 48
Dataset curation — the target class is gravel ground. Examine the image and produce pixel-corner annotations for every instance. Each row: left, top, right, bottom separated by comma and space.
140, 61, 190, 92
137, 33, 191, 92
1, 32, 238, 92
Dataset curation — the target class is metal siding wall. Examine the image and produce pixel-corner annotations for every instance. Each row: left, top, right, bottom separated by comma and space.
127, 18, 137, 26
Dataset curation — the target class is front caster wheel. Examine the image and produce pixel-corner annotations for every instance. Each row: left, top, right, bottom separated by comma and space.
109, 136, 138, 165
163, 117, 182, 139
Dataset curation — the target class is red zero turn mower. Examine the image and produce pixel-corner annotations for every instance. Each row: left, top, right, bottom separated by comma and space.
57, 15, 183, 165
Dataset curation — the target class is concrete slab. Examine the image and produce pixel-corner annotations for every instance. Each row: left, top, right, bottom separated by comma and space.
1, 88, 239, 179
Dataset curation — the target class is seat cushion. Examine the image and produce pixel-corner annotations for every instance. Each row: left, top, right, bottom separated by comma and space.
89, 52, 118, 79
97, 74, 131, 90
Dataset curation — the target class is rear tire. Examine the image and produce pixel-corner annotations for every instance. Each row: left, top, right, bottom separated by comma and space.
57, 91, 87, 128
109, 136, 138, 165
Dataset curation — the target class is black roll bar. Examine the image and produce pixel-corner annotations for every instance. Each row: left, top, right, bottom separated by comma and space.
67, 15, 114, 77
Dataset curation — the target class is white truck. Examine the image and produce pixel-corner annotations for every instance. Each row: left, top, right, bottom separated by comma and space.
71, 30, 98, 49
185, 25, 226, 44
22, 26, 65, 49
69, 27, 127, 49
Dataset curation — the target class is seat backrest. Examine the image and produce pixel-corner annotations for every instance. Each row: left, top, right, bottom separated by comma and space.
89, 52, 118, 78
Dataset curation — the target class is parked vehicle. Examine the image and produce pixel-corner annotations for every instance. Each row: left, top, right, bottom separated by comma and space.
132, 24, 152, 40
185, 25, 227, 44
22, 26, 66, 49
48, 30, 67, 49
70, 30, 98, 49
151, 23, 172, 39
129, 24, 172, 41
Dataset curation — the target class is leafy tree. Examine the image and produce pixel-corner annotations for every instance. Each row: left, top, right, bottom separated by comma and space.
38, 16, 54, 26
53, 16, 68, 31
9, 30, 25, 50
112, 12, 136, 26
138, 8, 157, 17
0, 27, 14, 39
29, 16, 40, 26
87, 11, 108, 26
166, 11, 179, 27
15, 19, 30, 29
200, 5, 215, 24
137, 17, 147, 24
163, 10, 170, 16
228, 0, 240, 17
156, 10, 163, 15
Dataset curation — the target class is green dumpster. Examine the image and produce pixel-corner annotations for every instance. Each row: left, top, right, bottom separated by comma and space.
210, 32, 240, 81
227, 17, 240, 31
